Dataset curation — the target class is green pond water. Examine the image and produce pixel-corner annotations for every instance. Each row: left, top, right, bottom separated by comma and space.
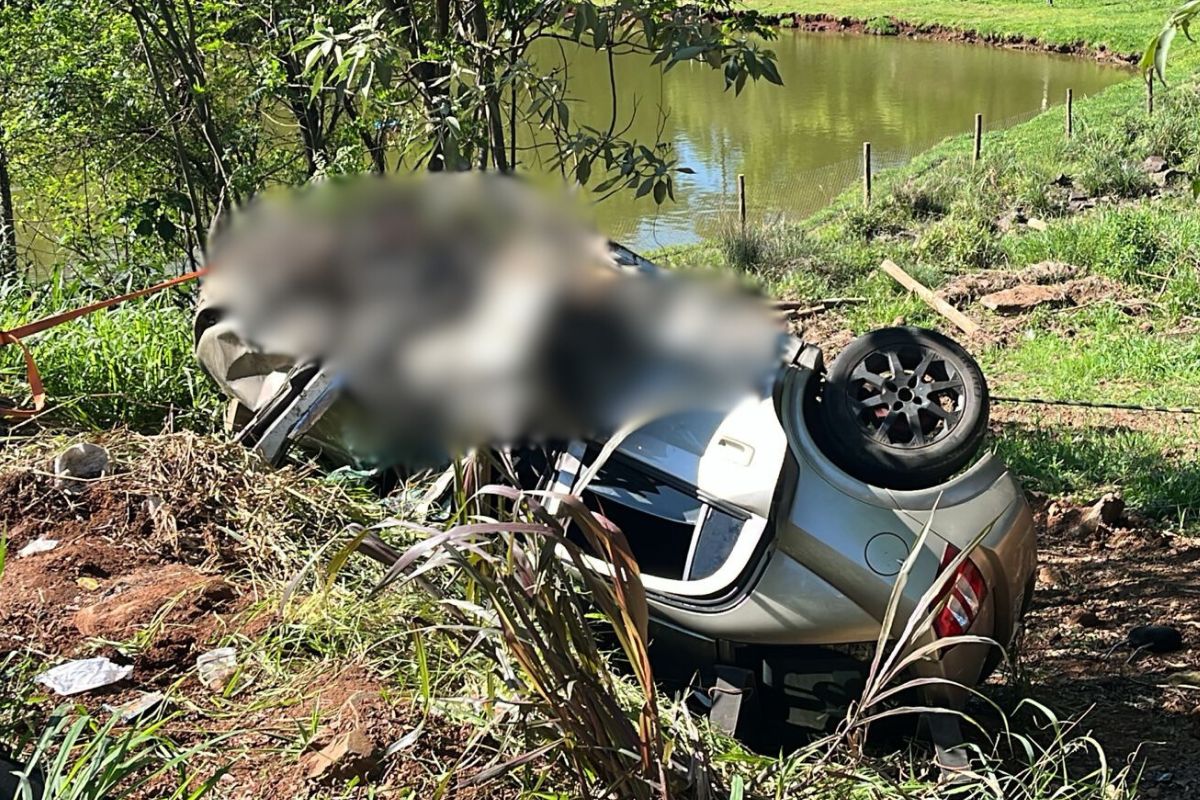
539, 30, 1130, 252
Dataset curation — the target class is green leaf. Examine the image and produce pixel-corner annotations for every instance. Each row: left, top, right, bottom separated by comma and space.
652, 180, 666, 204
156, 215, 177, 243
575, 158, 591, 185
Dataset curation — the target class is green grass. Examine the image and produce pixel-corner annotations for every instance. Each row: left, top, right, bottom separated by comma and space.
0, 278, 220, 431
991, 423, 1200, 520
746, 0, 1177, 56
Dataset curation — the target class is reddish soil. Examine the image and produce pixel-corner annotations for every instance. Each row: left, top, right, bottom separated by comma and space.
993, 498, 1200, 798
0, 453, 527, 798
736, 12, 1139, 66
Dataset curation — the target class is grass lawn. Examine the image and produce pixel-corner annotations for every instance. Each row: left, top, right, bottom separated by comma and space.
745, 0, 1178, 55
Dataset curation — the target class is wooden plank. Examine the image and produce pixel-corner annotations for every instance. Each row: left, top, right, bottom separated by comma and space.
879, 259, 981, 336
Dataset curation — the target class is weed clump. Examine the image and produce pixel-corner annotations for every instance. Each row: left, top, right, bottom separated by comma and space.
865, 16, 899, 36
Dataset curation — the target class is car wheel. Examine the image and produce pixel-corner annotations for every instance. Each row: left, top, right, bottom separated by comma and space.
810, 327, 989, 490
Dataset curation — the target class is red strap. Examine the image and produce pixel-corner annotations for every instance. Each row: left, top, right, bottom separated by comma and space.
0, 267, 208, 420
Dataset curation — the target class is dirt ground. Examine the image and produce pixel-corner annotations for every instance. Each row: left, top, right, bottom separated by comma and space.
1009, 497, 1200, 799
0, 453, 516, 799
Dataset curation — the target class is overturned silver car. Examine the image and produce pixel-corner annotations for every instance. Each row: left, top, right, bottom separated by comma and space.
194, 177, 1036, 753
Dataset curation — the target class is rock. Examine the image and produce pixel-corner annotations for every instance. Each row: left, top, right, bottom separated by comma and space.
1127, 624, 1184, 654
53, 442, 109, 493
17, 537, 59, 557
980, 283, 1073, 314
1037, 564, 1068, 587
891, 315, 906, 327
1065, 493, 1125, 540
1090, 492, 1126, 526
996, 209, 1027, 233
1142, 155, 1169, 174
1051, 173, 1073, 187
1150, 168, 1184, 188
303, 729, 379, 783
1018, 260, 1081, 284
1067, 609, 1104, 628
1026, 217, 1049, 232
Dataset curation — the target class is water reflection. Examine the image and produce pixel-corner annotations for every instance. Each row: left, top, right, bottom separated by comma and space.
532, 31, 1130, 250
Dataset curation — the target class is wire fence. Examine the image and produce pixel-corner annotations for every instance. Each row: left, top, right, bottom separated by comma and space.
605, 100, 1066, 251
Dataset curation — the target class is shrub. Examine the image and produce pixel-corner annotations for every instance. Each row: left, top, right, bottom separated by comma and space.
1069, 121, 1152, 199
916, 214, 1004, 272
865, 16, 899, 36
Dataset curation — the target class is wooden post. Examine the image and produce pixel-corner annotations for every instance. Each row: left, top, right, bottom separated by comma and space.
737, 173, 746, 230
1065, 88, 1074, 139
973, 113, 983, 165
863, 142, 872, 207
1147, 75, 1155, 116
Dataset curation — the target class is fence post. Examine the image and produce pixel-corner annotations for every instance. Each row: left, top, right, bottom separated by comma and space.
973, 113, 983, 164
863, 142, 872, 207
1066, 88, 1074, 139
737, 173, 746, 230
1147, 75, 1155, 116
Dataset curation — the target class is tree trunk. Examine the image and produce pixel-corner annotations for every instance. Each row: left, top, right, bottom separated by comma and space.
0, 129, 17, 276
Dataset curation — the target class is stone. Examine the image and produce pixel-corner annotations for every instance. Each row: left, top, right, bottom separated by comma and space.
1018, 260, 1081, 284
1089, 492, 1126, 527
303, 729, 379, 783
53, 442, 109, 493
1142, 155, 1169, 174
1037, 564, 1068, 587
980, 283, 1072, 314
1127, 624, 1184, 654
1150, 168, 1184, 188
1025, 217, 1049, 232
996, 209, 1027, 233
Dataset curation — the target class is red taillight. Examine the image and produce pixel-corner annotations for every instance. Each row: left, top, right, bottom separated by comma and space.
933, 543, 988, 638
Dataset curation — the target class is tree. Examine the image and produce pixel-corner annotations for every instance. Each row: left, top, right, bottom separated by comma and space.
295, 0, 783, 203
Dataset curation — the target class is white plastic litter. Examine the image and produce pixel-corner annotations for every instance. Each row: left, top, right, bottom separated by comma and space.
17, 537, 59, 557
53, 441, 110, 493
35, 657, 133, 696
196, 647, 237, 691
104, 691, 165, 723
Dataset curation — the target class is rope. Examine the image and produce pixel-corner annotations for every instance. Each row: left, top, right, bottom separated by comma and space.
0, 267, 208, 420
989, 394, 1200, 416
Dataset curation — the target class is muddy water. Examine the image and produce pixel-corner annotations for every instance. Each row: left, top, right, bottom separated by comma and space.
536, 30, 1129, 251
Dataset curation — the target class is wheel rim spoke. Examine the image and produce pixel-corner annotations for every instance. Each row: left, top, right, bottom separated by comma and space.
852, 363, 886, 389
885, 351, 904, 381
905, 407, 926, 446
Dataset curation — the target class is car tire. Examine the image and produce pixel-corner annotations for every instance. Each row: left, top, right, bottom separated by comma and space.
810, 327, 989, 490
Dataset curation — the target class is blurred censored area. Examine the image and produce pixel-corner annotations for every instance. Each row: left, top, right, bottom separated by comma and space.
196, 174, 784, 467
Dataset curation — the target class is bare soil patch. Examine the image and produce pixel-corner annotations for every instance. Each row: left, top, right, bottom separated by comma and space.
0, 436, 527, 798
1007, 497, 1200, 798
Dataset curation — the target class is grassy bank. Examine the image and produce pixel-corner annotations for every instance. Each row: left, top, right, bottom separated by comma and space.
749, 0, 1177, 56
656, 8, 1200, 523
